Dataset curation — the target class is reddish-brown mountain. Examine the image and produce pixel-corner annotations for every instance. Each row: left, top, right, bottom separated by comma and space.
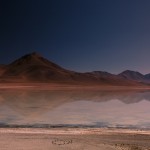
0, 52, 146, 86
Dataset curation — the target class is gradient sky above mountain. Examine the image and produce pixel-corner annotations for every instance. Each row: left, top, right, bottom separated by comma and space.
1, 0, 150, 74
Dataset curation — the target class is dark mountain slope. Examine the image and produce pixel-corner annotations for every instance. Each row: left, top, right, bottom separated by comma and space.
0, 52, 146, 86
118, 70, 150, 83
1, 52, 75, 82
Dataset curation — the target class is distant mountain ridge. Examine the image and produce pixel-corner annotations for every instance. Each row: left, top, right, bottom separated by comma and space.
0, 52, 149, 86
119, 70, 150, 83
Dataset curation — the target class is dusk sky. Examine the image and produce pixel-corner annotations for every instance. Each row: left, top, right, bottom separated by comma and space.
1, 0, 150, 74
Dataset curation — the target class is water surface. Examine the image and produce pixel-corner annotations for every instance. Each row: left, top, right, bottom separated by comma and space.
0, 89, 150, 129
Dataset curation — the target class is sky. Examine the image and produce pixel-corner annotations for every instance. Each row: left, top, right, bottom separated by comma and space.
1, 0, 150, 74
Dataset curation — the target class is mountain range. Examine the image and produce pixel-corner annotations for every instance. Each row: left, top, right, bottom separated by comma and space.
0, 52, 150, 86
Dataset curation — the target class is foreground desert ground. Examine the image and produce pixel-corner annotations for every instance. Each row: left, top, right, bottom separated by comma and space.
0, 128, 150, 150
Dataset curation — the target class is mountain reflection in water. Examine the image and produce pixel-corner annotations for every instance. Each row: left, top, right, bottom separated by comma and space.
0, 89, 150, 129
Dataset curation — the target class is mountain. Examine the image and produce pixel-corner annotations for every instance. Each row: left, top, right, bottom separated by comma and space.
0, 52, 147, 86
144, 73, 150, 80
1, 52, 75, 82
0, 64, 7, 76
119, 70, 150, 83
84, 71, 138, 85
118, 70, 145, 82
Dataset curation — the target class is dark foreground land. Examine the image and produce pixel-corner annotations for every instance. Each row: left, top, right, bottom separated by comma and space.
0, 128, 150, 150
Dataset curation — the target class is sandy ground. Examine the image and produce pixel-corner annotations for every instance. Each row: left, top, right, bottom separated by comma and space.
0, 128, 150, 150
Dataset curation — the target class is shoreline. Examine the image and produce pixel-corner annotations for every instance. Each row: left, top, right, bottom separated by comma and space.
0, 83, 150, 90
0, 127, 150, 135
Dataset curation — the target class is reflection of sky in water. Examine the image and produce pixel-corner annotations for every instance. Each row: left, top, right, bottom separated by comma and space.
0, 89, 150, 129
44, 100, 150, 128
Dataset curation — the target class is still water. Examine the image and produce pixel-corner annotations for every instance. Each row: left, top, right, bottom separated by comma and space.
0, 89, 150, 129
